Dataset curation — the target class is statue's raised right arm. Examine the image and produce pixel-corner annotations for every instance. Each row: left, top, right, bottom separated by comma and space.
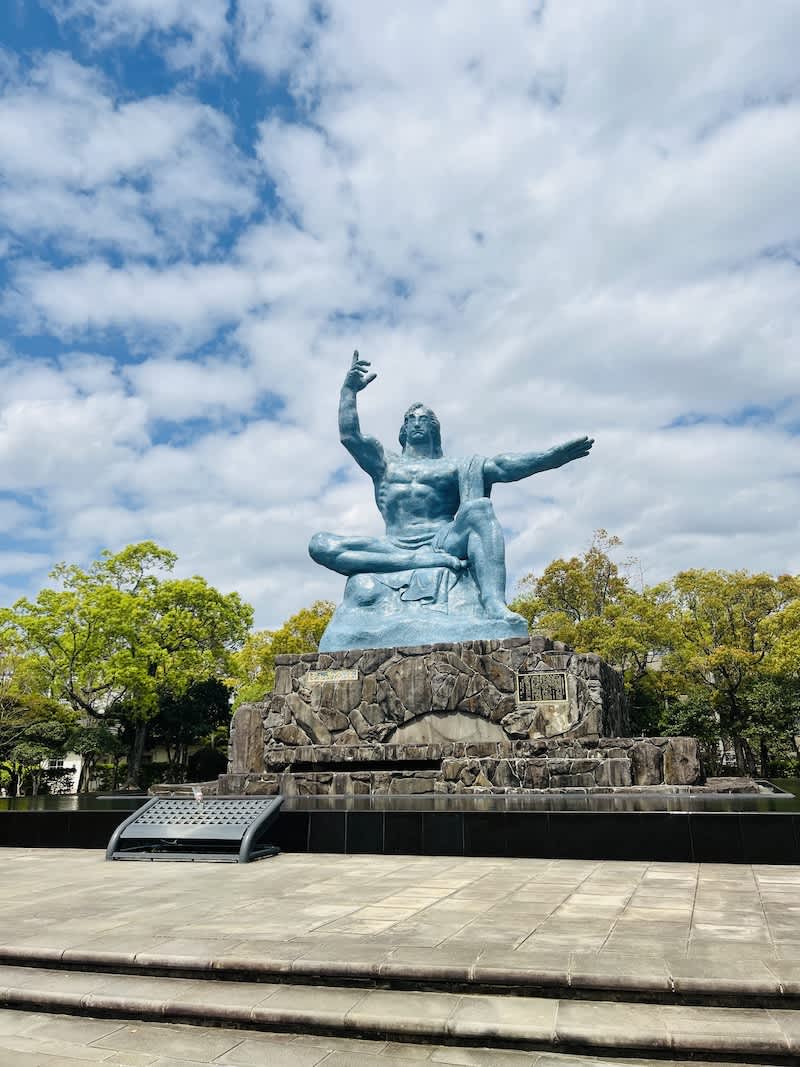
339, 351, 386, 478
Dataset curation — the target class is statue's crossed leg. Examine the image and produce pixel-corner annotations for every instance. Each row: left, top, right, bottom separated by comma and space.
309, 498, 519, 622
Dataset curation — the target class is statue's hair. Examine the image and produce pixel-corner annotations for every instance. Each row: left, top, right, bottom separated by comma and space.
399, 403, 443, 457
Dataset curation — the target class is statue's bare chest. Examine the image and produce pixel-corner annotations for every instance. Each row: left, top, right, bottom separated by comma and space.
377, 458, 460, 519
384, 458, 458, 491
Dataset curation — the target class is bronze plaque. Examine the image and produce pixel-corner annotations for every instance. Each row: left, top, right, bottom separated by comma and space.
517, 671, 567, 704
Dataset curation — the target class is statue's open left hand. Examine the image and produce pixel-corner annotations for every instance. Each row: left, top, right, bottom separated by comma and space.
344, 350, 377, 392
550, 436, 594, 467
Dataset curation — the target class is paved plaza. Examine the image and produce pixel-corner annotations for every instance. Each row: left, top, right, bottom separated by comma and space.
3, 849, 800, 976
2, 848, 800, 1063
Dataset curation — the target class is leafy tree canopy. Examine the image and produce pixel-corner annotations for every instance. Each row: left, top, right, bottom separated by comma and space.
511, 530, 674, 678
229, 600, 334, 705
511, 534, 800, 775
1, 541, 253, 786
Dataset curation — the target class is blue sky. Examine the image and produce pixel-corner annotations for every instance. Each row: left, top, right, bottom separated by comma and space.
0, 0, 798, 626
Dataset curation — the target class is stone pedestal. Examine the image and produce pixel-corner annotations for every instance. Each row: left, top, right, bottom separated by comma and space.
222, 637, 705, 796
222, 734, 704, 797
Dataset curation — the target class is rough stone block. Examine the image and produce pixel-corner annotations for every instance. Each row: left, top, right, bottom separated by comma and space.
333, 728, 360, 745
389, 775, 435, 794
493, 759, 519, 788
442, 759, 462, 782
228, 703, 266, 775
595, 757, 632, 787
568, 759, 598, 775
243, 776, 280, 795
551, 772, 596, 789
317, 708, 350, 732
664, 737, 703, 785
274, 667, 292, 696
631, 741, 664, 786
522, 761, 550, 789
385, 656, 433, 711
273, 724, 311, 746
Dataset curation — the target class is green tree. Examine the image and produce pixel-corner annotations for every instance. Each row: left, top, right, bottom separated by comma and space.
230, 600, 334, 705
659, 688, 726, 773
0, 640, 77, 795
512, 530, 631, 642
68, 721, 126, 793
0, 696, 77, 796
740, 675, 800, 776
763, 598, 800, 679
573, 586, 675, 681
511, 533, 674, 733
2, 542, 253, 788
148, 678, 232, 782
666, 569, 800, 772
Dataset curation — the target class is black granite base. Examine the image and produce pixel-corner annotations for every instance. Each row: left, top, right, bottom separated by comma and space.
0, 810, 131, 849
3, 797, 800, 863
271, 806, 800, 863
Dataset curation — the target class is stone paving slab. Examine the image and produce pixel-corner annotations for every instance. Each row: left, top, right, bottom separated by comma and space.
0, 1010, 779, 1065
3, 849, 800, 1002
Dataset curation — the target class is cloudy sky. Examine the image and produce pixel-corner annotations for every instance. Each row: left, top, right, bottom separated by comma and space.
0, 1, 798, 628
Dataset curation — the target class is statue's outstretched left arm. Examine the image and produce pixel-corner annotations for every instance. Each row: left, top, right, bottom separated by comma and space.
484, 436, 594, 485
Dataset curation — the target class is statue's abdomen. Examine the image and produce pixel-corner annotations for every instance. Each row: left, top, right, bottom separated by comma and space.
380, 478, 457, 533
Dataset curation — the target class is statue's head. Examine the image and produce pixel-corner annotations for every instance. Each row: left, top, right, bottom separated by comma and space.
399, 403, 443, 457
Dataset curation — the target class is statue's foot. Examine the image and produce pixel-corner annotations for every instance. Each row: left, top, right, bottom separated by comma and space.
413, 546, 466, 572
483, 599, 526, 623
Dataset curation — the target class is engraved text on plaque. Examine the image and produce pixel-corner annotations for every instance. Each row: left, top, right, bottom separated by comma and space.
304, 668, 359, 686
517, 671, 568, 704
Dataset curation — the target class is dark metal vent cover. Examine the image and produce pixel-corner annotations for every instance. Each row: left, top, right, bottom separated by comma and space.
106, 795, 283, 863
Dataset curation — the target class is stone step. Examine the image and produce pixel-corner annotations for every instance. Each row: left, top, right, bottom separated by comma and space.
0, 962, 797, 1062
1, 943, 797, 1009
0, 1009, 775, 1067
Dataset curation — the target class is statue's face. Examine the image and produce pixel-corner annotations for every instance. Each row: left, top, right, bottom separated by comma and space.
405, 408, 435, 450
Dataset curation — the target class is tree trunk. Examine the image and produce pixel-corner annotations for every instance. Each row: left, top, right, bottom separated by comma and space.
732, 735, 748, 774
125, 720, 148, 788
759, 735, 770, 778
732, 735, 757, 776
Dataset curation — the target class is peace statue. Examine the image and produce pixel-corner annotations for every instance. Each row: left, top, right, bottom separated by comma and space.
310, 352, 593, 651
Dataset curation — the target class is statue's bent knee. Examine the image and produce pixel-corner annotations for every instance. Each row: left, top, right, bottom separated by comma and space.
460, 497, 495, 525
309, 532, 335, 565
345, 573, 382, 606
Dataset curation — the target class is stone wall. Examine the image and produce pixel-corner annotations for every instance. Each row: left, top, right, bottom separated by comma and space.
230, 638, 629, 775
437, 736, 702, 791
220, 736, 704, 796
221, 638, 711, 798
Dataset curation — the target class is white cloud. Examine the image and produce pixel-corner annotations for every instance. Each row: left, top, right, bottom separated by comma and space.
235, 1, 320, 83
0, 551, 53, 576
14, 260, 259, 341
0, 356, 147, 493
0, 3, 799, 627
126, 356, 258, 423
47, 0, 231, 72
0, 53, 256, 259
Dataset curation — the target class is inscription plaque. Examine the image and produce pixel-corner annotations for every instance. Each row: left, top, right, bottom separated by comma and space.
305, 667, 359, 686
517, 671, 568, 704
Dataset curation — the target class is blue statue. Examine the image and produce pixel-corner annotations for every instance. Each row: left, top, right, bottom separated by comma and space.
310, 352, 593, 651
